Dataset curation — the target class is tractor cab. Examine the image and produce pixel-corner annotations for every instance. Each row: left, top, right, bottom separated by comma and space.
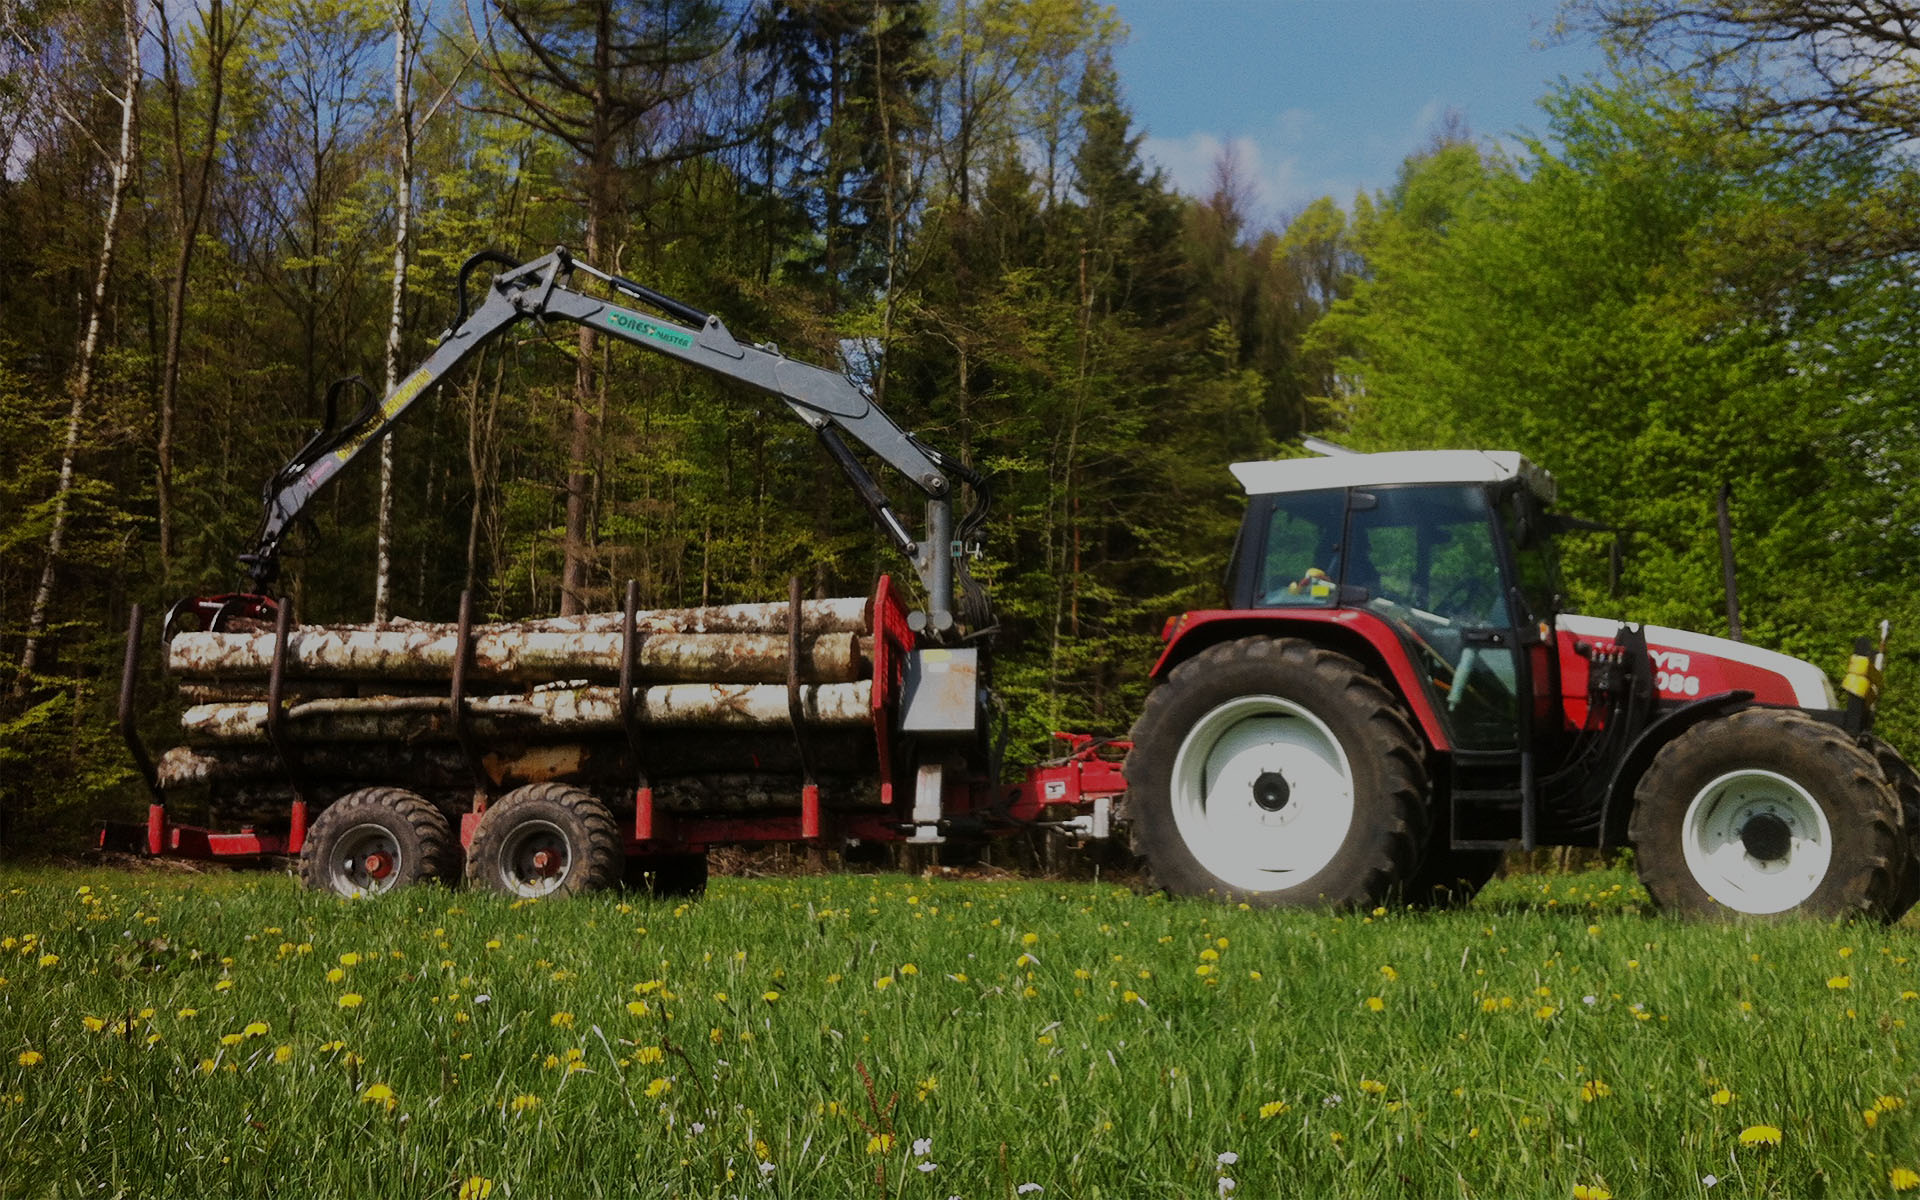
1225, 450, 1562, 757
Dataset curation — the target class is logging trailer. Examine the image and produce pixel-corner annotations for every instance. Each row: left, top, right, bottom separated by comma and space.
111, 247, 1920, 921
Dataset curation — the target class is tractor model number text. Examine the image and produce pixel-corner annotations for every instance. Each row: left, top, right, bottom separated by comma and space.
1652, 650, 1700, 697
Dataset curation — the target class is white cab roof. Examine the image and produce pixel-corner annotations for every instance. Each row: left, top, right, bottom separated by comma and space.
1230, 449, 1556, 503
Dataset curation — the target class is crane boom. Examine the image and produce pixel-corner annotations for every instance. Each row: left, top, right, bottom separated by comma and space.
237, 248, 988, 638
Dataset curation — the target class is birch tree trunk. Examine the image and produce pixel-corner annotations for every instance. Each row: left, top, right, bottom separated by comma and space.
374, 0, 416, 622
16, 0, 142, 688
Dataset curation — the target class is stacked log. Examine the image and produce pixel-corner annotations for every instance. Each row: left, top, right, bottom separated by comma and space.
162, 597, 883, 810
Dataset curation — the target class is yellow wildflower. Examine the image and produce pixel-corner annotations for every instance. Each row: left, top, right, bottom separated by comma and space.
1738, 1124, 1782, 1147
644, 1077, 671, 1099
16, 1051, 41, 1067
1828, 975, 1851, 989
457, 1178, 494, 1200
866, 1133, 894, 1153
241, 1022, 268, 1038
1259, 1100, 1289, 1119
337, 993, 364, 1009
1581, 1080, 1612, 1102
1365, 996, 1385, 1013
508, 1094, 540, 1113
1711, 1088, 1733, 1106
360, 1082, 397, 1112
81, 1016, 105, 1033
1891, 1167, 1920, 1192
550, 1012, 574, 1028
1572, 1186, 1612, 1200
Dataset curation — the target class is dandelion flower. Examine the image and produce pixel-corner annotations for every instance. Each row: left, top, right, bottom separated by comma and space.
1876, 1095, 1906, 1113
1710, 1088, 1733, 1106
1572, 1186, 1612, 1200
1259, 1100, 1289, 1119
550, 1011, 574, 1028
1365, 996, 1385, 1013
457, 1178, 494, 1200
1828, 975, 1851, 990
509, 1094, 540, 1113
1738, 1124, 1782, 1148
16, 1051, 41, 1067
241, 1022, 268, 1038
1865, 1109, 1881, 1129
1891, 1167, 1920, 1192
635, 1046, 663, 1065
899, 963, 919, 976
645, 1077, 671, 1099
81, 1016, 106, 1033
866, 1133, 894, 1154
213, 980, 233, 992
36, 954, 58, 968
325, 968, 345, 984
874, 976, 893, 991
338, 993, 363, 1009
360, 1082, 397, 1112
1581, 1080, 1612, 1102
1359, 1080, 1387, 1097
1534, 1005, 1556, 1020
273, 1045, 293, 1064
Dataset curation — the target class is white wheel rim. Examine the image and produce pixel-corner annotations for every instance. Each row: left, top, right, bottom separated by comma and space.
1170, 695, 1355, 893
327, 823, 404, 898
1680, 769, 1833, 914
496, 818, 572, 898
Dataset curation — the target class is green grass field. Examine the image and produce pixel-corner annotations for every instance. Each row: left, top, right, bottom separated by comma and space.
2, 863, 1918, 1199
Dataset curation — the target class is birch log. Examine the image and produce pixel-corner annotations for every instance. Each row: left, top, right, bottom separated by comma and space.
169, 627, 865, 685
179, 680, 873, 745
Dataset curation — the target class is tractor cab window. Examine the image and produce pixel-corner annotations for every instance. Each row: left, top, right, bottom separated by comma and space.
1501, 487, 1563, 624
1254, 487, 1346, 606
1348, 485, 1520, 749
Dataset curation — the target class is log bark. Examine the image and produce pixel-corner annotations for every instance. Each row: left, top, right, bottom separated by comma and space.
169, 628, 865, 685
157, 728, 877, 789
179, 680, 873, 744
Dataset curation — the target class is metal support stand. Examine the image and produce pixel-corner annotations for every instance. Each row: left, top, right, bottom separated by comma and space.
785, 576, 822, 841
450, 590, 492, 809
621, 580, 655, 842
909, 762, 945, 844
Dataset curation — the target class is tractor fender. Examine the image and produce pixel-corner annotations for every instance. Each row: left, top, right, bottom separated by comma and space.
1597, 690, 1755, 852
1153, 609, 1452, 752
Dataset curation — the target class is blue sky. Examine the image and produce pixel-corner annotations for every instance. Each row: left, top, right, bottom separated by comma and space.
1109, 0, 1611, 221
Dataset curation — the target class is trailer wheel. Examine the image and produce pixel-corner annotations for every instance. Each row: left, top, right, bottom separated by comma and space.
1124, 636, 1428, 908
299, 787, 457, 898
1630, 708, 1902, 919
623, 852, 709, 899
467, 784, 620, 898
1867, 737, 1920, 921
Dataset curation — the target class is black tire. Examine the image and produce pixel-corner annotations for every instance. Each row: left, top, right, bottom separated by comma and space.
1629, 708, 1902, 920
1398, 840, 1504, 908
298, 787, 457, 898
1867, 736, 1920, 921
466, 783, 620, 898
622, 851, 710, 899
1122, 636, 1429, 908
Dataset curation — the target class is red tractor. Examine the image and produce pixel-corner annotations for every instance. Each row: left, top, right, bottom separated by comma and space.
1122, 446, 1918, 920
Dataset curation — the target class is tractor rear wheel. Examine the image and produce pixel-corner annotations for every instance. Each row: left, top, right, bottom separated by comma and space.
299, 787, 457, 898
467, 784, 620, 898
1124, 637, 1428, 908
1630, 708, 1902, 919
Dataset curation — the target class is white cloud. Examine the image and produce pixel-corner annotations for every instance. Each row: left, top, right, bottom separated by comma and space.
1140, 129, 1361, 222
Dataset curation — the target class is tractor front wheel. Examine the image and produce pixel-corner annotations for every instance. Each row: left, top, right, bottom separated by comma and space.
1124, 637, 1428, 908
466, 784, 620, 898
1630, 708, 1902, 919
298, 787, 457, 898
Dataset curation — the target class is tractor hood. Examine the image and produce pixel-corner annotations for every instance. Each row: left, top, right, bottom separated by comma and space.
1556, 612, 1837, 712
